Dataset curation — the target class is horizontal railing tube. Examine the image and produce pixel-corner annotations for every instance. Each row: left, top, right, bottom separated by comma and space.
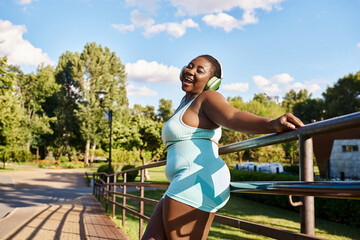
220, 111, 360, 155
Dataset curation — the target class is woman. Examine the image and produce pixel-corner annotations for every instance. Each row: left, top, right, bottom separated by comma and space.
142, 55, 303, 240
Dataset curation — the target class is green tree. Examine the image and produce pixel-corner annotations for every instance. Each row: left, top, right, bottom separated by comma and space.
293, 98, 324, 124
116, 112, 165, 180
73, 42, 128, 165
0, 57, 28, 148
52, 51, 83, 159
282, 89, 311, 112
132, 104, 156, 120
323, 71, 360, 119
15, 64, 60, 153
157, 98, 174, 122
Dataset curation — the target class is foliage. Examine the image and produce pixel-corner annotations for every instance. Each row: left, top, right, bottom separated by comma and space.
323, 71, 360, 119
116, 113, 165, 164
0, 57, 28, 148
52, 51, 83, 155
282, 89, 311, 113
97, 163, 114, 173
111, 149, 139, 165
293, 98, 324, 124
60, 161, 84, 169
97, 163, 114, 182
60, 42, 129, 165
120, 164, 139, 182
59, 156, 69, 163
157, 98, 174, 121
132, 104, 156, 120
15, 64, 60, 150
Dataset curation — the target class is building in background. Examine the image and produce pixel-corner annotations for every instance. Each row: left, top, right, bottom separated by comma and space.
329, 139, 360, 180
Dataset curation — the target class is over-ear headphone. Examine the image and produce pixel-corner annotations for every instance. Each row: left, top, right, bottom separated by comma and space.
179, 66, 222, 91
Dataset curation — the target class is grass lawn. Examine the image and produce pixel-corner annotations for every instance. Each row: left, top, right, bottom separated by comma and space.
102, 189, 360, 240
98, 165, 360, 240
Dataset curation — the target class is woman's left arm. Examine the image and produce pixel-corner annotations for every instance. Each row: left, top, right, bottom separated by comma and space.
201, 91, 304, 134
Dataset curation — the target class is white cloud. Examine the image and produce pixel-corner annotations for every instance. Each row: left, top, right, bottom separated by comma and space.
126, 84, 158, 96
203, 10, 259, 32
144, 19, 198, 38
125, 60, 180, 83
357, 42, 360, 48
112, 10, 198, 38
111, 23, 135, 33
270, 73, 294, 84
172, 0, 282, 32
253, 73, 322, 96
171, 0, 283, 16
114, 0, 283, 37
125, 0, 159, 14
285, 82, 321, 94
253, 75, 281, 94
131, 10, 155, 27
222, 82, 249, 92
202, 12, 242, 32
17, 0, 38, 5
0, 20, 55, 67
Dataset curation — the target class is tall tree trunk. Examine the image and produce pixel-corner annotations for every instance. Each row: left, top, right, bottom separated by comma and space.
84, 139, 90, 166
90, 142, 96, 166
139, 149, 150, 180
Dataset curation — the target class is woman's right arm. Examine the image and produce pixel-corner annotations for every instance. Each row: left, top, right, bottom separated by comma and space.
201, 91, 304, 134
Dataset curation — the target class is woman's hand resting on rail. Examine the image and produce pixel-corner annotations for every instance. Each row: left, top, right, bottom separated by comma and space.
270, 113, 304, 133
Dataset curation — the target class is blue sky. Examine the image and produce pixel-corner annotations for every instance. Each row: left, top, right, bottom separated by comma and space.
1, 0, 360, 109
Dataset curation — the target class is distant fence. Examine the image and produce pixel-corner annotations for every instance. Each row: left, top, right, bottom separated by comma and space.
87, 111, 360, 240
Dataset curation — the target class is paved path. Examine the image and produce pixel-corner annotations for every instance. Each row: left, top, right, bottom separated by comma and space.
0, 169, 129, 240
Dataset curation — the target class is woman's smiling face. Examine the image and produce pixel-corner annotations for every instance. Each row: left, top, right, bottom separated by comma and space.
181, 56, 214, 94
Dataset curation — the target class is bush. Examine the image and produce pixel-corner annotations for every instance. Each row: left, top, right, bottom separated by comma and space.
121, 165, 139, 182
59, 156, 69, 163
112, 149, 139, 165
97, 164, 114, 182
283, 165, 300, 175
13, 147, 33, 162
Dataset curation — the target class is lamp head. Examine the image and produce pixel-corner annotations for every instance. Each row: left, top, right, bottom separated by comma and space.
96, 90, 108, 106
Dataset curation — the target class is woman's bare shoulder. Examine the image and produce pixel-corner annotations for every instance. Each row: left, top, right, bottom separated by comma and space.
197, 90, 227, 103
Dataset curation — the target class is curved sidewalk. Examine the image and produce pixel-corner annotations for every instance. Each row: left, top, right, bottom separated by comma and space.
0, 195, 129, 240
0, 168, 129, 240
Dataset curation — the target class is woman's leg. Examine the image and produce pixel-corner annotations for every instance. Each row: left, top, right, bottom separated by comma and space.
142, 198, 167, 240
163, 196, 215, 240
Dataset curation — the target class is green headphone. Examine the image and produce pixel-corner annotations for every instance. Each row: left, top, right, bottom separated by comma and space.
179, 66, 222, 91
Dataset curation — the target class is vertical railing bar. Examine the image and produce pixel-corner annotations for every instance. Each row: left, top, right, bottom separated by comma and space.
139, 169, 145, 239
113, 172, 117, 218
92, 172, 95, 195
299, 134, 315, 236
122, 172, 127, 227
106, 174, 109, 212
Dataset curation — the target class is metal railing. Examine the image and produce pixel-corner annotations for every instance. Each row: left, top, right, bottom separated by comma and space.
88, 111, 360, 240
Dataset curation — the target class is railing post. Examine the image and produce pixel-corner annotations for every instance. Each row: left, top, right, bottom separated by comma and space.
113, 173, 117, 218
106, 174, 109, 212
122, 172, 127, 227
92, 172, 95, 195
139, 169, 145, 239
298, 134, 315, 236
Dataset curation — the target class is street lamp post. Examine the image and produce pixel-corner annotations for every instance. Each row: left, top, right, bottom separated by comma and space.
96, 90, 112, 174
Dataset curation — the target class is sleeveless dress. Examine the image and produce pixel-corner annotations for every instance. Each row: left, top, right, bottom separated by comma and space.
161, 97, 230, 212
